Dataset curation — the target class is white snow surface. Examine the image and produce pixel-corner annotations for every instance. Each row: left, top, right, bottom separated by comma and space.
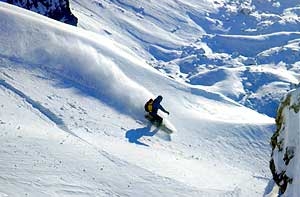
0, 0, 299, 196
68, 0, 300, 118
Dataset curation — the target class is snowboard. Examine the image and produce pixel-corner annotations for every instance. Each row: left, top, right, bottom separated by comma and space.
144, 114, 173, 134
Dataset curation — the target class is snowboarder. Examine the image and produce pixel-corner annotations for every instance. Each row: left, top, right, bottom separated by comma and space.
145, 95, 169, 125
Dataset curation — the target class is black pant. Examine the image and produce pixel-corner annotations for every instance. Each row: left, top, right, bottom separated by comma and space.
149, 113, 163, 125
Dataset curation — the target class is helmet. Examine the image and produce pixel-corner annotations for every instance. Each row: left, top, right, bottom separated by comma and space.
157, 95, 163, 101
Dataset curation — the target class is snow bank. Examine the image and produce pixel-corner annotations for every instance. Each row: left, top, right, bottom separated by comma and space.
270, 87, 300, 196
0, 2, 152, 117
205, 32, 300, 57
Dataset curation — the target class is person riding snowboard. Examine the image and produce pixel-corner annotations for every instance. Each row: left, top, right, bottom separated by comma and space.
145, 95, 169, 125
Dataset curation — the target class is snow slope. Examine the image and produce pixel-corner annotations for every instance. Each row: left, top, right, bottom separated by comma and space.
0, 2, 277, 196
70, 0, 300, 118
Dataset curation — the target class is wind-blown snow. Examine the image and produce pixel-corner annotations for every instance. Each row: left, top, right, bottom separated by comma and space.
70, 0, 300, 118
1, 3, 155, 118
0, 1, 299, 197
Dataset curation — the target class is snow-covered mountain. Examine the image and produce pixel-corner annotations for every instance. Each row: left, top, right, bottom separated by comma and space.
70, 0, 300, 118
270, 87, 300, 196
0, 0, 299, 196
2, 0, 78, 25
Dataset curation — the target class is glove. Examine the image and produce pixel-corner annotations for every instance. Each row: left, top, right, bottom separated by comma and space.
166, 111, 170, 115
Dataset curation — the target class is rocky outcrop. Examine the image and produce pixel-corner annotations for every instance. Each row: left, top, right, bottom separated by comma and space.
3, 0, 77, 25
270, 87, 300, 195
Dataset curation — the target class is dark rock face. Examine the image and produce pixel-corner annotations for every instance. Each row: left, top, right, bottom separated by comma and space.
270, 88, 300, 195
4, 0, 78, 25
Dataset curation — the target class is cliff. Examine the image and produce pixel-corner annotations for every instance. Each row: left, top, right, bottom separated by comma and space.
270, 86, 300, 196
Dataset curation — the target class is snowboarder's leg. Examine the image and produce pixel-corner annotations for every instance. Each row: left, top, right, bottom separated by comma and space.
157, 115, 163, 125
150, 113, 163, 126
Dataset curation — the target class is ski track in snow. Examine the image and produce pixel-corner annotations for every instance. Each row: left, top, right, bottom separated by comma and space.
0, 59, 253, 196
0, 77, 86, 141
0, 72, 137, 169
0, 79, 65, 127
0, 66, 237, 196
0, 52, 271, 197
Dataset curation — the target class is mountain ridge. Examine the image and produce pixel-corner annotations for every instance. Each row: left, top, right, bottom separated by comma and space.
1, 1, 299, 196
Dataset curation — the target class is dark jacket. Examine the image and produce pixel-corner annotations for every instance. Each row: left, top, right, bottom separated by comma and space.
150, 96, 168, 115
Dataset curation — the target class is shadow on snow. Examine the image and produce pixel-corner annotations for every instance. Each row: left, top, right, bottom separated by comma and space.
125, 125, 159, 147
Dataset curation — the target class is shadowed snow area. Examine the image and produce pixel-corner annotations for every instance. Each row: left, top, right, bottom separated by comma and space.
0, 1, 290, 197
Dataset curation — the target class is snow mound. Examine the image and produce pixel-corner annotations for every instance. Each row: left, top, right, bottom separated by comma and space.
0, 2, 152, 117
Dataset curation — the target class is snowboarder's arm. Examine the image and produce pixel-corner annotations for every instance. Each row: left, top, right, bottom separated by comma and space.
159, 105, 169, 115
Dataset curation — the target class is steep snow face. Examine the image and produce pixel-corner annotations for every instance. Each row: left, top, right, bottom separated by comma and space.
70, 0, 300, 117
2, 0, 78, 25
0, 2, 153, 117
270, 87, 300, 196
1, 2, 276, 197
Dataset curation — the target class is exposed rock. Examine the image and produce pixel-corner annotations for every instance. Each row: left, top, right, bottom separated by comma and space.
270, 87, 300, 195
4, 0, 78, 25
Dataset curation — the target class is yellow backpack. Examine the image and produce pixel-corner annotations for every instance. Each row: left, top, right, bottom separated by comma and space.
144, 99, 153, 112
